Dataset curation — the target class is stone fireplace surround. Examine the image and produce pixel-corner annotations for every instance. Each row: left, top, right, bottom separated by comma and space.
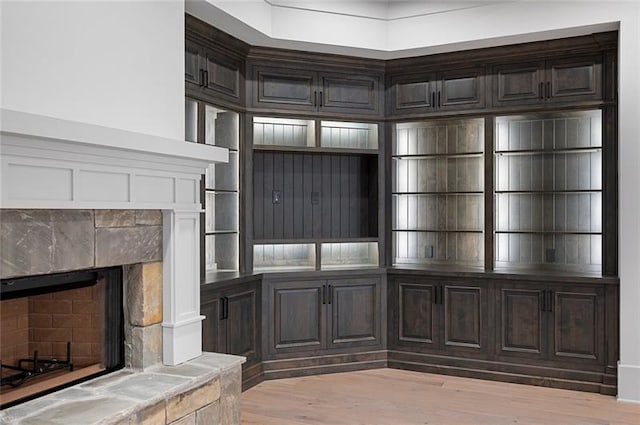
0, 110, 243, 424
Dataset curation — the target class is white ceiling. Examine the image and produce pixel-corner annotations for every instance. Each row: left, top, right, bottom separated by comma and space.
266, 0, 504, 21
186, 0, 619, 59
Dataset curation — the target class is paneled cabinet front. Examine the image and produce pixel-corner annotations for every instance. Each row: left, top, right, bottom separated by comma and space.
388, 68, 485, 116
390, 277, 489, 357
185, 39, 244, 107
250, 64, 381, 116
201, 281, 261, 366
493, 55, 602, 107
496, 281, 605, 367
265, 277, 383, 357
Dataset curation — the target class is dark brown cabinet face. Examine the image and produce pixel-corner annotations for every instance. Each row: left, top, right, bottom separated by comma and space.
252, 66, 317, 112
185, 41, 244, 107
185, 41, 201, 86
203, 48, 242, 102
271, 281, 325, 354
496, 282, 605, 366
391, 278, 488, 355
201, 282, 260, 366
494, 56, 602, 106
443, 284, 486, 351
328, 279, 381, 348
497, 285, 546, 360
549, 285, 604, 364
397, 282, 438, 347
320, 72, 379, 115
250, 65, 381, 115
226, 289, 259, 361
388, 69, 484, 116
266, 277, 382, 357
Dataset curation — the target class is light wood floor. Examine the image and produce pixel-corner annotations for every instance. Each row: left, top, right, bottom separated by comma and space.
241, 369, 640, 425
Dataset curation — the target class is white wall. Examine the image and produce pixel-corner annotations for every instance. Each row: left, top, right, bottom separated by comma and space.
1, 1, 185, 141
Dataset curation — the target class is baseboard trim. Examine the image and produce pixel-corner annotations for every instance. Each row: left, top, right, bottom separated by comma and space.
241, 350, 616, 396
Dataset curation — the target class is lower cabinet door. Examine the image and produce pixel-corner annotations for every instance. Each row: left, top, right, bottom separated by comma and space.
327, 278, 382, 349
226, 287, 260, 364
267, 280, 326, 355
201, 294, 225, 353
496, 283, 546, 361
395, 281, 439, 351
548, 284, 605, 366
442, 282, 489, 356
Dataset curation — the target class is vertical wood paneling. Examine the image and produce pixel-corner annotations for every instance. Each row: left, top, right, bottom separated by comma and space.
273, 153, 284, 239
322, 155, 333, 237
262, 152, 274, 239
340, 155, 350, 237
293, 154, 304, 238
312, 154, 323, 238
331, 155, 342, 238
283, 153, 294, 239
254, 151, 377, 241
253, 151, 264, 240
303, 154, 314, 239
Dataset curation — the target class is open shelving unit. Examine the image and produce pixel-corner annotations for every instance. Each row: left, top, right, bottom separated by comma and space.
392, 118, 485, 267
250, 116, 380, 272
494, 110, 603, 273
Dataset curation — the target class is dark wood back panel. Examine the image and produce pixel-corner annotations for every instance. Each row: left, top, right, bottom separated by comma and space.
253, 151, 378, 240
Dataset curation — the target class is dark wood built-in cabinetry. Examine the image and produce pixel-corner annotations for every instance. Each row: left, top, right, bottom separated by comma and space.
263, 275, 383, 357
250, 65, 382, 116
187, 13, 619, 395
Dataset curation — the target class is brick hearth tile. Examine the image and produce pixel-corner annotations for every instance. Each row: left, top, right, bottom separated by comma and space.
52, 313, 92, 328
72, 300, 96, 314
72, 327, 101, 343
33, 327, 72, 342
30, 313, 53, 328
32, 299, 72, 314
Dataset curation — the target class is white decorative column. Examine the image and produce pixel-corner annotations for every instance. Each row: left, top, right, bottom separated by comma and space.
162, 209, 205, 365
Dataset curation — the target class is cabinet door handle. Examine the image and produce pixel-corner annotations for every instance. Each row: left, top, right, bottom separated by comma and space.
432, 287, 438, 305
546, 290, 553, 313
313, 91, 317, 107
431, 92, 436, 108
321, 284, 325, 305
546, 81, 551, 99
319, 91, 323, 107
440, 286, 445, 305
327, 285, 332, 304
199, 69, 205, 87
541, 290, 547, 312
539, 82, 544, 99
437, 91, 441, 108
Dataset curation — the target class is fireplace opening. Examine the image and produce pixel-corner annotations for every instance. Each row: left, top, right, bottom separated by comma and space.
0, 267, 124, 409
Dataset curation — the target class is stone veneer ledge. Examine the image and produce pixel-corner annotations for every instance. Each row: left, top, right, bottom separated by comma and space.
0, 353, 245, 425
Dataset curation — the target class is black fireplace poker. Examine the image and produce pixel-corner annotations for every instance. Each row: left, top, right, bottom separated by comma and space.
0, 342, 74, 388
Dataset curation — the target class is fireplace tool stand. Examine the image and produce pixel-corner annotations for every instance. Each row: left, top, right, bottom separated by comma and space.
1, 342, 73, 388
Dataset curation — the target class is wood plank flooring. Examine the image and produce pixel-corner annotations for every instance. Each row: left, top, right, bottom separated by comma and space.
241, 369, 640, 425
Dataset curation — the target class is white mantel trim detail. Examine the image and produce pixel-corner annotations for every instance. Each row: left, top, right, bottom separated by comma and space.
0, 109, 228, 366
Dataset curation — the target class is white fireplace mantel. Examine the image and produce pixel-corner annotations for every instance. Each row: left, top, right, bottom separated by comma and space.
0, 108, 228, 366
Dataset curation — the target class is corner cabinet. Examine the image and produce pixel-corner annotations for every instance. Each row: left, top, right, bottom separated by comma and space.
263, 275, 383, 358
249, 64, 383, 116
493, 55, 602, 107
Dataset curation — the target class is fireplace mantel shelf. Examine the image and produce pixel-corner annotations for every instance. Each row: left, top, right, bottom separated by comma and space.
0, 108, 228, 211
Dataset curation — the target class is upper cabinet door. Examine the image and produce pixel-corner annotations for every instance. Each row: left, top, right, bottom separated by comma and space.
493, 56, 602, 107
202, 47, 243, 104
251, 66, 318, 112
493, 61, 546, 106
319, 72, 381, 116
185, 40, 201, 87
437, 68, 486, 111
547, 56, 602, 103
389, 73, 437, 116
